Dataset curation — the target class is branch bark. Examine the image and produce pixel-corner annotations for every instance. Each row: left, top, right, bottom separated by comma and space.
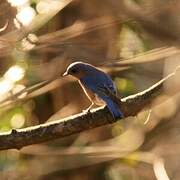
0, 67, 179, 151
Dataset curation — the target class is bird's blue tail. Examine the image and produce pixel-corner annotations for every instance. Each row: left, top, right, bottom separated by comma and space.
105, 98, 123, 119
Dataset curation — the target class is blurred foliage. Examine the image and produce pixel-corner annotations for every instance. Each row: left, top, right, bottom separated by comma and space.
0, 0, 179, 179
115, 77, 136, 96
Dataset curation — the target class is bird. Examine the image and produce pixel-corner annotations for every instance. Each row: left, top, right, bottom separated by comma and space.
63, 62, 123, 119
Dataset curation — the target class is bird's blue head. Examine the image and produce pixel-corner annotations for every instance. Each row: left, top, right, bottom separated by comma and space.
63, 62, 97, 79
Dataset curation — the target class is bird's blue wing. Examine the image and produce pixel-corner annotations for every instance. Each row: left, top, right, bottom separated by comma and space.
80, 75, 123, 118
102, 97, 123, 118
81, 72, 117, 94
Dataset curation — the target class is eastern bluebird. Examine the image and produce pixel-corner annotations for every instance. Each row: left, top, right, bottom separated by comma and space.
63, 62, 123, 118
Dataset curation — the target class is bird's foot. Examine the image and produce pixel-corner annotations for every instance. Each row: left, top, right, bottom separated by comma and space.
83, 108, 91, 114
82, 103, 94, 114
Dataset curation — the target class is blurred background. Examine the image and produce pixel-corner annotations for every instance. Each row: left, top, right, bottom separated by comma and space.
0, 0, 180, 179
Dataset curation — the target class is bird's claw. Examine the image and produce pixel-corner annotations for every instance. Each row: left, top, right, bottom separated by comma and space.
83, 108, 91, 114
82, 103, 94, 114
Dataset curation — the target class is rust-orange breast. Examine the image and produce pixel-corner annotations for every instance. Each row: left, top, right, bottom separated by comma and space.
79, 81, 105, 106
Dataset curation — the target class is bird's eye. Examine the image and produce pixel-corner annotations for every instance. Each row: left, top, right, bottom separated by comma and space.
71, 69, 77, 74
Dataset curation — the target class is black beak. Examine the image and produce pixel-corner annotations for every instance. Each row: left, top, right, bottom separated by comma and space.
62, 71, 68, 77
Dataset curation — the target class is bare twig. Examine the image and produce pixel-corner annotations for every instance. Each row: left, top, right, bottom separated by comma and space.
0, 66, 179, 151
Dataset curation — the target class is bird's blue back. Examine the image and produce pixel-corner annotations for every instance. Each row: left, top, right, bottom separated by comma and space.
80, 68, 123, 118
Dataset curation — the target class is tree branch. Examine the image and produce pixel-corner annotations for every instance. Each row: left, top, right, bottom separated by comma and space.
0, 67, 179, 151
